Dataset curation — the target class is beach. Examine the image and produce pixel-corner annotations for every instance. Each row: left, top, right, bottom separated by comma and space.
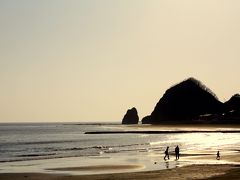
2, 0, 240, 179
1, 149, 240, 180
1, 123, 240, 179
0, 164, 240, 180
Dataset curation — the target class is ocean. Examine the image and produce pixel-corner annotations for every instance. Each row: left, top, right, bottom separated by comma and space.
0, 123, 240, 174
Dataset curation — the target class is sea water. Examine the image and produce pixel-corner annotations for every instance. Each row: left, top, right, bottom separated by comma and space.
0, 123, 239, 162
0, 123, 239, 174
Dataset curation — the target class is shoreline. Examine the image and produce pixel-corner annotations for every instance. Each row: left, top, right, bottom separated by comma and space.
0, 164, 240, 180
85, 130, 240, 134
1, 152, 240, 180
1, 148, 240, 177
1, 124, 240, 179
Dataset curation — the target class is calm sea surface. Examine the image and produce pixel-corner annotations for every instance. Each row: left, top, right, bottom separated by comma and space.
0, 123, 239, 163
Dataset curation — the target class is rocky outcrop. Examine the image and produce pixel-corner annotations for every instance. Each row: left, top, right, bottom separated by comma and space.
224, 94, 240, 112
122, 107, 139, 124
142, 78, 223, 124
141, 115, 152, 124
219, 94, 240, 123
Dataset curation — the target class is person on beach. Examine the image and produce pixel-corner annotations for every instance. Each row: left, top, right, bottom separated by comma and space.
216, 151, 220, 160
175, 145, 180, 160
164, 146, 170, 160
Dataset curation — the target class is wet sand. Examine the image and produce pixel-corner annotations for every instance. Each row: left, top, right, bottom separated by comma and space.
47, 164, 144, 171
0, 164, 240, 180
1, 153, 240, 180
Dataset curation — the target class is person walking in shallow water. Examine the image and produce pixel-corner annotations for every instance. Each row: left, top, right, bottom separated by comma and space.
164, 146, 170, 160
175, 145, 180, 160
216, 151, 220, 160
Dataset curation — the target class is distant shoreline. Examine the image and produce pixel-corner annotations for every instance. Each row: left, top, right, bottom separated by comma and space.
85, 130, 240, 134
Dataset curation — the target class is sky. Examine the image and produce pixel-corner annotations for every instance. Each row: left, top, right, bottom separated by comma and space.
0, 0, 240, 123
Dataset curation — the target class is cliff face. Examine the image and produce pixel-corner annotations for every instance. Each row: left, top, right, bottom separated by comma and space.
122, 107, 139, 124
142, 78, 223, 124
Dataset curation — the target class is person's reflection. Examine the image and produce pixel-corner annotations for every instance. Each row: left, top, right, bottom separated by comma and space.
175, 160, 180, 168
165, 161, 169, 169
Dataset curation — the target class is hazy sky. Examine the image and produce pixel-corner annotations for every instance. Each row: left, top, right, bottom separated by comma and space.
0, 0, 240, 122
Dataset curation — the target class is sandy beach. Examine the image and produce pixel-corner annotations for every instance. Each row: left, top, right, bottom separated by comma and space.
0, 164, 239, 180
1, 124, 240, 180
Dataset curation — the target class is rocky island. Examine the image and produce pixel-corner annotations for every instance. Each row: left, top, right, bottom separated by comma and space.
122, 107, 139, 124
141, 78, 240, 124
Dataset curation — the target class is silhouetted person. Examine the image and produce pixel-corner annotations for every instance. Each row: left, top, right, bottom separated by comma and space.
216, 151, 220, 160
164, 146, 170, 160
175, 145, 180, 160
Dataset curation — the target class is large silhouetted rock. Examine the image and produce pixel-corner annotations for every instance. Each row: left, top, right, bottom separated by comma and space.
122, 107, 139, 124
141, 115, 152, 124
224, 94, 240, 112
220, 94, 240, 123
142, 78, 223, 124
